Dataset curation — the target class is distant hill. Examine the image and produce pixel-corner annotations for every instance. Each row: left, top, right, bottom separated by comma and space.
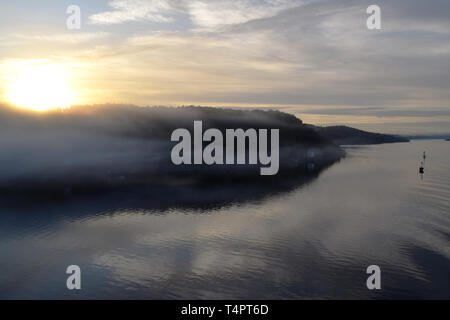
405, 134, 450, 140
310, 125, 409, 145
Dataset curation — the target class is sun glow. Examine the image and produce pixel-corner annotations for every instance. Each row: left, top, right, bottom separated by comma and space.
5, 62, 75, 111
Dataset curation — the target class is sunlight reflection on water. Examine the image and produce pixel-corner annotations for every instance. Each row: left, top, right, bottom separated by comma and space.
0, 140, 449, 299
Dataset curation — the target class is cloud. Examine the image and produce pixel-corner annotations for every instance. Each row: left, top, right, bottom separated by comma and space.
9, 32, 110, 44
186, 0, 301, 28
90, 0, 177, 25
89, 0, 302, 27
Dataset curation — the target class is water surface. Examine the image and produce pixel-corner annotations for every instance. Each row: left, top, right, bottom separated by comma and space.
0, 140, 449, 299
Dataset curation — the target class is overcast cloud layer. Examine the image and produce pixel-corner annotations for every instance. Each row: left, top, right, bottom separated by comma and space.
0, 0, 449, 134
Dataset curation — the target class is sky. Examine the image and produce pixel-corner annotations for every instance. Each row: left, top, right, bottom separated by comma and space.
1, 0, 449, 135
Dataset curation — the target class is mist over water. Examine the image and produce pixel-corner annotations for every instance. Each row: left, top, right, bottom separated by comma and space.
0, 104, 342, 195
0, 140, 449, 299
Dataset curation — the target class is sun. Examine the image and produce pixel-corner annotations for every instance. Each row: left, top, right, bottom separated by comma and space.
5, 62, 75, 111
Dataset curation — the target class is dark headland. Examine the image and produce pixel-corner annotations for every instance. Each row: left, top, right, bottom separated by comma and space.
309, 125, 409, 145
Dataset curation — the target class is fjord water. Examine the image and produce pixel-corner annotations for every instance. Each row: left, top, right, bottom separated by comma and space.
0, 140, 449, 299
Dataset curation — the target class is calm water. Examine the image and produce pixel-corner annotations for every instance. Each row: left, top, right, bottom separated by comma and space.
0, 140, 449, 299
